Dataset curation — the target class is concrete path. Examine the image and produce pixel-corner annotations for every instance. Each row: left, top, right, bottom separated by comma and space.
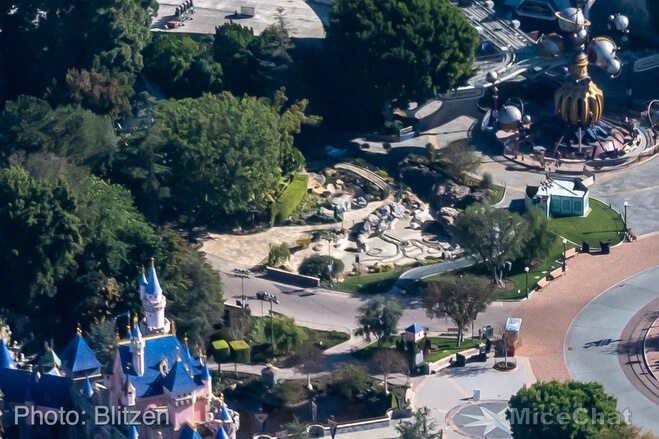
412, 357, 536, 439
565, 266, 659, 434
393, 257, 476, 292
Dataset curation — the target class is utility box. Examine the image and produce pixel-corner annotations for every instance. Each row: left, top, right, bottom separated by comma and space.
241, 4, 256, 16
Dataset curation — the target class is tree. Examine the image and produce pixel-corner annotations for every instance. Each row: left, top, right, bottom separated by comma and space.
213, 22, 257, 95
155, 92, 311, 223
454, 203, 528, 288
395, 407, 442, 439
648, 0, 659, 34
439, 140, 481, 184
283, 417, 309, 439
0, 96, 117, 176
85, 318, 118, 367
66, 68, 132, 119
143, 34, 222, 99
324, 0, 478, 127
599, 425, 659, 439
331, 363, 371, 399
507, 381, 620, 439
299, 255, 344, 281
355, 297, 402, 348
370, 349, 408, 394
266, 316, 308, 353
267, 242, 291, 267
247, 20, 294, 96
0, 167, 80, 312
424, 274, 496, 347
294, 345, 326, 390
521, 207, 555, 264
164, 239, 225, 348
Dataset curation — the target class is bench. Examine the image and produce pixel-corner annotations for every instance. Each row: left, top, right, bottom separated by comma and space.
564, 247, 577, 259
549, 267, 564, 280
535, 277, 549, 291
627, 228, 637, 241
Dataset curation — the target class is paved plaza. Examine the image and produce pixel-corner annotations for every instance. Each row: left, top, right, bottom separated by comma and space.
153, 0, 325, 37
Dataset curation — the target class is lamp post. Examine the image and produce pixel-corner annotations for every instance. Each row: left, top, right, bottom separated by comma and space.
486, 70, 500, 127
524, 266, 529, 299
562, 238, 568, 272
623, 201, 628, 232
233, 269, 250, 309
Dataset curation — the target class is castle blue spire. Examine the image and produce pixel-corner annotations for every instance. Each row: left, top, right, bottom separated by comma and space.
0, 340, 17, 369
201, 362, 211, 381
128, 425, 139, 438
179, 423, 203, 439
146, 259, 162, 296
215, 425, 231, 439
60, 331, 102, 373
83, 376, 94, 398
139, 272, 148, 287
221, 404, 233, 423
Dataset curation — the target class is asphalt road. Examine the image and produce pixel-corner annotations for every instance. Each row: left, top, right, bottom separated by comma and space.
565, 266, 659, 434
206, 253, 519, 339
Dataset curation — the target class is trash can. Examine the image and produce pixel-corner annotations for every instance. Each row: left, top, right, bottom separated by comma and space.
483, 325, 493, 338
582, 241, 590, 253
456, 353, 466, 367
600, 241, 610, 254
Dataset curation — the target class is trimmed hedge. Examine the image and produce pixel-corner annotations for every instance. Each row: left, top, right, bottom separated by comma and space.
212, 340, 230, 363
271, 174, 309, 224
229, 340, 251, 364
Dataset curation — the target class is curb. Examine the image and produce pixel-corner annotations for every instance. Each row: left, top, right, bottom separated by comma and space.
642, 316, 659, 384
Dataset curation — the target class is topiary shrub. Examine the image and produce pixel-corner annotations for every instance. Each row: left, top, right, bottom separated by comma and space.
229, 340, 251, 364
361, 143, 371, 149
212, 340, 230, 363
271, 174, 309, 225
299, 255, 344, 280
383, 142, 392, 150
296, 237, 312, 249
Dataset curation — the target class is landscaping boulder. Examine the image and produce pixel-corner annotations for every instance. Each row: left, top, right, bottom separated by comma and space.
397, 158, 442, 198
439, 207, 459, 217
458, 189, 492, 207
430, 180, 470, 208
390, 202, 406, 218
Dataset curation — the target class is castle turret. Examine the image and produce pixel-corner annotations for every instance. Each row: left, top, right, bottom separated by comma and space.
139, 270, 148, 301
122, 375, 136, 407
201, 362, 212, 396
131, 319, 145, 377
140, 259, 171, 335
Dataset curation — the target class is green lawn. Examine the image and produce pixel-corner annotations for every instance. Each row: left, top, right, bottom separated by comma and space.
490, 184, 505, 205
339, 269, 405, 294
553, 199, 624, 248
418, 199, 624, 301
353, 337, 477, 362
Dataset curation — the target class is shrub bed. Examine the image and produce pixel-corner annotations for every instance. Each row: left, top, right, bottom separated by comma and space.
212, 340, 230, 363
229, 340, 251, 363
271, 174, 309, 224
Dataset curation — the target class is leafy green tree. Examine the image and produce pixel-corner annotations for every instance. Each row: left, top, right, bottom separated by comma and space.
648, 0, 659, 34
214, 22, 257, 95
324, 0, 478, 127
85, 318, 118, 367
164, 237, 225, 348
0, 167, 80, 312
66, 68, 132, 119
424, 274, 496, 346
111, 123, 171, 223
396, 407, 442, 439
247, 21, 293, 96
0, 96, 117, 176
0, 0, 157, 102
507, 381, 620, 439
266, 316, 308, 353
283, 417, 309, 439
522, 207, 555, 264
438, 140, 481, 184
355, 297, 402, 348
156, 92, 309, 223
299, 255, 344, 281
143, 34, 222, 98
267, 242, 291, 267
454, 203, 528, 287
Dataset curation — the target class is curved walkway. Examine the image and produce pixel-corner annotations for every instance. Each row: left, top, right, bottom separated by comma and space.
564, 266, 659, 434
393, 257, 475, 292
514, 232, 659, 381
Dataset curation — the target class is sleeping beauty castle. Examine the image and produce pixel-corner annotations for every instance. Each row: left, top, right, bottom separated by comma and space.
0, 260, 238, 439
